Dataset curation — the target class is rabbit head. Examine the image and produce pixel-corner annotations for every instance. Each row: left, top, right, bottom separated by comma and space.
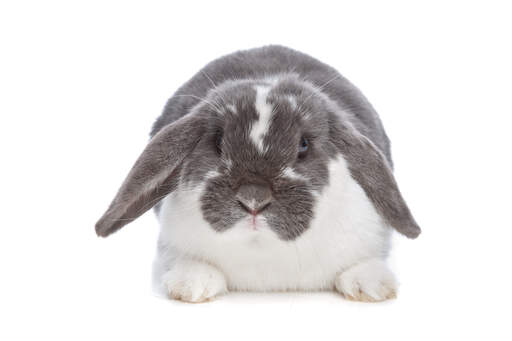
95, 74, 420, 240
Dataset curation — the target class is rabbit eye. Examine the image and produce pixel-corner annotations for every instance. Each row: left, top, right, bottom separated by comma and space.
298, 136, 309, 159
215, 131, 223, 155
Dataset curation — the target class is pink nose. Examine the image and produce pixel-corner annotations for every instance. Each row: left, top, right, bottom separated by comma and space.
236, 183, 273, 215
239, 203, 271, 216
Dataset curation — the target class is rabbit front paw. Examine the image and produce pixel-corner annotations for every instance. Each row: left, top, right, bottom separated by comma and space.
162, 260, 227, 303
335, 259, 397, 302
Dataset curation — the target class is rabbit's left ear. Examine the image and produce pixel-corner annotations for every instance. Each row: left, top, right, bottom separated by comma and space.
329, 115, 421, 238
95, 112, 206, 237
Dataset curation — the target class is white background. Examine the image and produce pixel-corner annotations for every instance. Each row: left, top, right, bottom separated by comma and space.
1, 1, 511, 340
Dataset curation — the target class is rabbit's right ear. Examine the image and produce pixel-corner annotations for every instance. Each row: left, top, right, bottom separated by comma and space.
95, 113, 206, 237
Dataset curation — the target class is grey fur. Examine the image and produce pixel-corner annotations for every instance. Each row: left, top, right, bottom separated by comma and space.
236, 183, 273, 213
327, 114, 421, 238
96, 45, 420, 240
152, 46, 392, 165
95, 112, 206, 237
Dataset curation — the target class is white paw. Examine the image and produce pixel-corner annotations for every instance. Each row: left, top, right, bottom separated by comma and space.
335, 259, 397, 302
162, 260, 227, 303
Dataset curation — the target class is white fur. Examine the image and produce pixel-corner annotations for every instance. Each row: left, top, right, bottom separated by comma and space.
204, 170, 220, 179
335, 258, 397, 301
223, 158, 232, 171
250, 86, 273, 152
154, 156, 393, 301
162, 259, 227, 302
226, 104, 237, 114
282, 167, 307, 181
286, 95, 297, 110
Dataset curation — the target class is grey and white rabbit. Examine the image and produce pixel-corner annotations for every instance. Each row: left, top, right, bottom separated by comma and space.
96, 45, 421, 303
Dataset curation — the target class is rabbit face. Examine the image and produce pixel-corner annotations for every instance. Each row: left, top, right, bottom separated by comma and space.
96, 73, 419, 241
176, 77, 338, 240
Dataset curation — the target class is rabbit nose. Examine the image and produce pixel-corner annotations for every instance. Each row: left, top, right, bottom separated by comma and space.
236, 183, 273, 215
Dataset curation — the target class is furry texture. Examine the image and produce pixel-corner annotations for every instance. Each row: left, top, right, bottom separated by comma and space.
96, 45, 421, 302
154, 156, 392, 295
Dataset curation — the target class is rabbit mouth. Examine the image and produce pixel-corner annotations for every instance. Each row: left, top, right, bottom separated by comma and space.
241, 214, 268, 231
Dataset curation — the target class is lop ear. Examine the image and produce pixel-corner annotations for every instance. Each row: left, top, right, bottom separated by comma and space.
95, 113, 205, 237
330, 116, 421, 238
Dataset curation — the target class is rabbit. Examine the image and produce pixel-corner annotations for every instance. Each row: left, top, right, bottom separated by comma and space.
95, 45, 421, 303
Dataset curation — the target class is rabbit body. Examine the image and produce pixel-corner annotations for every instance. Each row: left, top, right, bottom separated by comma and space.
154, 154, 395, 302
96, 46, 420, 302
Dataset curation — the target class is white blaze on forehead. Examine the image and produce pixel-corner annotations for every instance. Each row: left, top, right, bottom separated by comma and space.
250, 86, 273, 152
